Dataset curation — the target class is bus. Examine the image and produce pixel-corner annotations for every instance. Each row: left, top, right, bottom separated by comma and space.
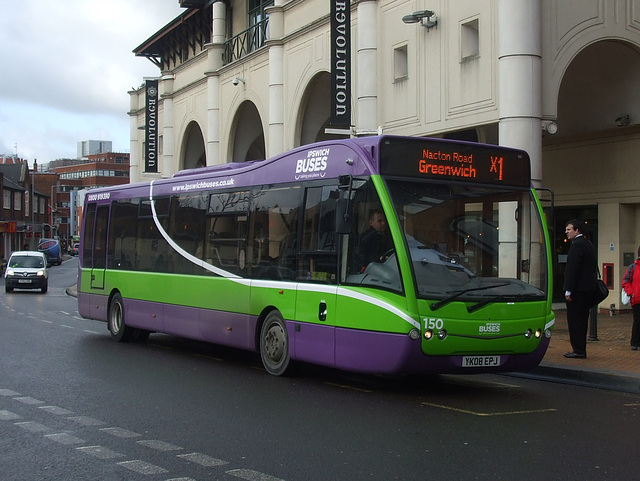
78, 135, 554, 376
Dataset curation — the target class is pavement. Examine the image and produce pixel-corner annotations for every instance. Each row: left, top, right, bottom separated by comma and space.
65, 283, 640, 393
515, 306, 640, 393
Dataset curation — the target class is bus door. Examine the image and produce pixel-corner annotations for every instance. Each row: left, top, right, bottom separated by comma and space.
293, 185, 340, 366
89, 205, 109, 290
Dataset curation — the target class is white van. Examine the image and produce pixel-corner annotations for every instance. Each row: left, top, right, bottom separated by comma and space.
4, 251, 49, 293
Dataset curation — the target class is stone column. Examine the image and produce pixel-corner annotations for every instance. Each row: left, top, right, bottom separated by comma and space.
160, 73, 175, 175
266, 0, 285, 156
128, 89, 141, 183
205, 1, 227, 165
356, 0, 378, 135
498, 0, 542, 186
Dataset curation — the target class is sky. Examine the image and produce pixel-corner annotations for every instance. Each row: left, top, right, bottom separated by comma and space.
0, 0, 185, 166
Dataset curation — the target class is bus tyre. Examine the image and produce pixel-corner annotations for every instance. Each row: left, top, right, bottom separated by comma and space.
108, 293, 133, 342
260, 311, 290, 376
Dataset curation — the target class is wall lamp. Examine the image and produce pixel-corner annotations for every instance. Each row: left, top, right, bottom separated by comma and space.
541, 120, 558, 135
615, 114, 630, 127
232, 77, 245, 86
402, 10, 438, 31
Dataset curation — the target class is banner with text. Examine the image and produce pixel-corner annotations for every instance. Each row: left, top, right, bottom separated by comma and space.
331, 0, 351, 128
145, 79, 158, 173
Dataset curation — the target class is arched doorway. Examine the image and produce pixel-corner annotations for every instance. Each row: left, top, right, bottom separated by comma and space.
557, 40, 640, 136
182, 121, 206, 169
230, 101, 265, 162
544, 40, 640, 302
297, 72, 346, 147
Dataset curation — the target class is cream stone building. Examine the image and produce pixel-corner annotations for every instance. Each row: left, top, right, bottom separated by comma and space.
128, 0, 640, 304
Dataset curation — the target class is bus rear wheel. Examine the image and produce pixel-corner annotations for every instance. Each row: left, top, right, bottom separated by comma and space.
108, 293, 133, 342
260, 311, 290, 376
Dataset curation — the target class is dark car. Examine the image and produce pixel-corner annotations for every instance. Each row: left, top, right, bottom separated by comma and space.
4, 251, 49, 293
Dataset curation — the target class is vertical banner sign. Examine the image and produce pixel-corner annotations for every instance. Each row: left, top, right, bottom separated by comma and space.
145, 79, 158, 173
331, 0, 351, 128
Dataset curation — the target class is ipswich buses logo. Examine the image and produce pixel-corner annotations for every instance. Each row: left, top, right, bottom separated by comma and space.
479, 322, 501, 335
295, 148, 329, 180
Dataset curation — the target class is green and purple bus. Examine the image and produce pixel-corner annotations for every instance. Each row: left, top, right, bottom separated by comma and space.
78, 135, 554, 376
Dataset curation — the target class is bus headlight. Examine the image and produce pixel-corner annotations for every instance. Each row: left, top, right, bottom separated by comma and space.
524, 329, 533, 339
535, 329, 543, 338
437, 329, 447, 340
424, 329, 434, 340
544, 329, 552, 339
408, 329, 420, 340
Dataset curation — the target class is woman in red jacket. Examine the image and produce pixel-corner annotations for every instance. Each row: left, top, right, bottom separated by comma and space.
621, 246, 640, 350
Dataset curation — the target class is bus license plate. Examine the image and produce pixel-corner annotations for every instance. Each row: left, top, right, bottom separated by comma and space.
462, 355, 501, 367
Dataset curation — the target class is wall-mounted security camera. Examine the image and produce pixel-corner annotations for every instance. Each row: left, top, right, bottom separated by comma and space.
232, 77, 245, 86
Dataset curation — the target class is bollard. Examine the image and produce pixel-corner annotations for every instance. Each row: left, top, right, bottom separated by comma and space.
589, 306, 598, 341
610, 304, 616, 316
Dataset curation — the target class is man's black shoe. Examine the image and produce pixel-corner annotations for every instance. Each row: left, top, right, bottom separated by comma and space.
564, 351, 586, 359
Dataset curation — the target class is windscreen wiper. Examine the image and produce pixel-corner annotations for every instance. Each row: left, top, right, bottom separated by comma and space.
466, 292, 541, 313
430, 283, 510, 311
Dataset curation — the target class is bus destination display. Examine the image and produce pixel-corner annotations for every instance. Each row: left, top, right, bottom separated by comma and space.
380, 138, 531, 186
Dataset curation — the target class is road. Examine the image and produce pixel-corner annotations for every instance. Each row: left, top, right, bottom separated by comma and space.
1, 257, 639, 480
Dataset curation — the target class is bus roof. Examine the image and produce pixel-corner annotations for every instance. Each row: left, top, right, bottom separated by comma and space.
84, 136, 531, 203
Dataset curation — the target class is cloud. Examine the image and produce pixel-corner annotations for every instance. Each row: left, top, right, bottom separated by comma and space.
0, 0, 183, 163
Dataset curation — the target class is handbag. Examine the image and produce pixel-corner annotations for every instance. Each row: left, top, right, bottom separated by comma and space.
593, 278, 609, 305
622, 289, 631, 306
621, 263, 635, 306
592, 266, 609, 306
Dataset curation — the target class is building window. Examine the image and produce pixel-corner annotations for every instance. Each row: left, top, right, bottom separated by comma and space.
14, 191, 21, 211
3, 191, 10, 209
461, 18, 479, 61
394, 45, 408, 81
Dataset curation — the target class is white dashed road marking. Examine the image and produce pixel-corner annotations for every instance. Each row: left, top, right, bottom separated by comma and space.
137, 439, 183, 451
117, 459, 169, 475
45, 432, 86, 445
0, 410, 21, 421
227, 468, 287, 481
178, 452, 229, 467
77, 445, 125, 460
2, 385, 288, 480
100, 427, 141, 438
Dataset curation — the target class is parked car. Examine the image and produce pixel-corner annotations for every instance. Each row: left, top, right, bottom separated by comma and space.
38, 238, 62, 266
4, 251, 49, 293
69, 243, 79, 256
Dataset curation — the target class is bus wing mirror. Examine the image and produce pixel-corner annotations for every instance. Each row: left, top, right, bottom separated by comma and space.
336, 198, 352, 234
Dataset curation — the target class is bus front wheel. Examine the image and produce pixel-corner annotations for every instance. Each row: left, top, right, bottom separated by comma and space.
260, 311, 291, 376
108, 293, 133, 342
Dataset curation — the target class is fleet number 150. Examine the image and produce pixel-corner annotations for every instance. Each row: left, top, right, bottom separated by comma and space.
425, 318, 444, 329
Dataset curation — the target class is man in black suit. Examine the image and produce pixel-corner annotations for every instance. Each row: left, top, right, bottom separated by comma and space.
563, 219, 597, 358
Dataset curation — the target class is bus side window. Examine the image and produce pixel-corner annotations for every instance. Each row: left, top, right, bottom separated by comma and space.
249, 184, 301, 281
93, 206, 110, 269
169, 193, 207, 275
299, 185, 338, 283
109, 199, 138, 270
82, 203, 97, 269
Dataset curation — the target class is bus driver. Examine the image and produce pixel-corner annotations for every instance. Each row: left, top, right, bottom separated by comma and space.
358, 209, 391, 271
